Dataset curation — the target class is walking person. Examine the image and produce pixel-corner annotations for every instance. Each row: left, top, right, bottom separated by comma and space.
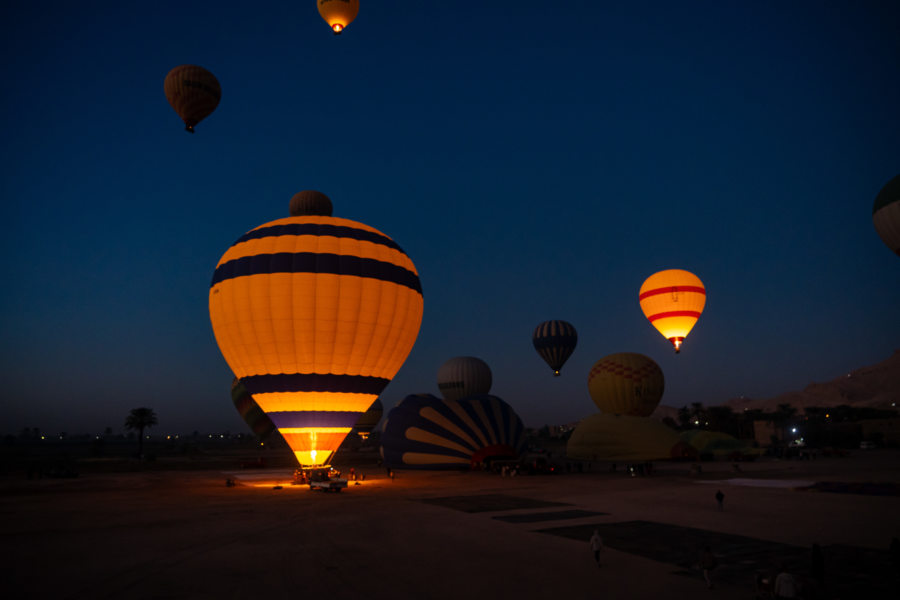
590, 530, 604, 568
715, 489, 725, 511
774, 564, 798, 599
699, 546, 717, 589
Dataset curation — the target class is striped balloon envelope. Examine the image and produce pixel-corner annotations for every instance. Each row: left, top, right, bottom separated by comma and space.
436, 356, 492, 401
164, 65, 221, 133
209, 194, 424, 467
873, 174, 900, 256
639, 269, 706, 353
587, 352, 664, 417
231, 377, 277, 441
532, 320, 578, 376
380, 394, 526, 470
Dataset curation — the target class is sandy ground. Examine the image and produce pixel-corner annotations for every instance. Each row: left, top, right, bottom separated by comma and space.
2, 451, 898, 600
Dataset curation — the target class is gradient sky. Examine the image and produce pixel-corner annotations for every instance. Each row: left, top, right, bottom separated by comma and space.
2, 1, 898, 435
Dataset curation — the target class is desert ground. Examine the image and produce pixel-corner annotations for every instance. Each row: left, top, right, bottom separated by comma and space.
2, 448, 898, 600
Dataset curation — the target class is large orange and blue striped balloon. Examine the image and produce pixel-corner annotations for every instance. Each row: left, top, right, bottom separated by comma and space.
532, 320, 578, 376
639, 269, 706, 353
873, 174, 900, 257
209, 194, 424, 466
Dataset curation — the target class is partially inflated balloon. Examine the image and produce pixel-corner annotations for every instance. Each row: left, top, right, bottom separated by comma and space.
209, 195, 424, 466
587, 352, 664, 417
164, 65, 221, 133
639, 269, 706, 353
352, 398, 383, 440
873, 174, 900, 257
533, 320, 577, 376
437, 356, 492, 402
231, 377, 276, 440
318, 0, 359, 35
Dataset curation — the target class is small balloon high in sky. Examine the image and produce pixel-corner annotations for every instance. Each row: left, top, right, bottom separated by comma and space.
163, 65, 221, 133
318, 0, 359, 35
209, 191, 423, 466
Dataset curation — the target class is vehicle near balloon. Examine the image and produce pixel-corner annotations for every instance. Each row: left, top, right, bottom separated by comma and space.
164, 65, 221, 133
436, 356, 492, 402
873, 174, 900, 256
380, 394, 526, 470
639, 269, 706, 353
209, 191, 423, 468
318, 0, 359, 35
587, 352, 664, 417
296, 466, 348, 492
532, 320, 578, 376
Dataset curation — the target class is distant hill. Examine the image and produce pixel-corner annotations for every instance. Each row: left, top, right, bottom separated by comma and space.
651, 350, 900, 419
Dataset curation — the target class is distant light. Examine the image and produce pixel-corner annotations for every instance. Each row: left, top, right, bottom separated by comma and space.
220, 434, 224, 439
791, 427, 798, 434
40, 436, 45, 440
825, 414, 830, 418
694, 420, 700, 425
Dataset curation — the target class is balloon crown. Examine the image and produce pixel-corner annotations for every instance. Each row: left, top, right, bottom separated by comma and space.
290, 190, 333, 217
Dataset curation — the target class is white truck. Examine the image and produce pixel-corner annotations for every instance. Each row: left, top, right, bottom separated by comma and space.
306, 467, 348, 492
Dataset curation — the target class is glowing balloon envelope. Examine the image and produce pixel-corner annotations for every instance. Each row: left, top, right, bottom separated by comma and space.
587, 352, 664, 417
209, 192, 424, 466
639, 269, 706, 353
318, 0, 359, 35
532, 320, 577, 376
164, 65, 221, 133
873, 174, 900, 256
437, 356, 492, 402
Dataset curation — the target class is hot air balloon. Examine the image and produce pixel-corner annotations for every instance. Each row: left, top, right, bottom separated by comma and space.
639, 269, 706, 353
164, 65, 221, 133
533, 320, 577, 376
587, 352, 664, 417
566, 413, 683, 462
231, 377, 277, 440
209, 191, 424, 467
318, 0, 359, 35
380, 393, 525, 470
873, 174, 900, 256
436, 356, 492, 402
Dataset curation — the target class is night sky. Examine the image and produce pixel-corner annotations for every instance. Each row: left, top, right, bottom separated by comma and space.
2, 1, 898, 435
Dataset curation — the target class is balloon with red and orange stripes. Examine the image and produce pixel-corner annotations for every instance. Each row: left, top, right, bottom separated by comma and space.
638, 269, 706, 353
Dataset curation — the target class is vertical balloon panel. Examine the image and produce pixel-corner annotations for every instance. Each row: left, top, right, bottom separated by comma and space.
211, 215, 423, 466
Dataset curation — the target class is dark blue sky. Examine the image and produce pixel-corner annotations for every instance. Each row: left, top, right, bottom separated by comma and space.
2, 1, 898, 434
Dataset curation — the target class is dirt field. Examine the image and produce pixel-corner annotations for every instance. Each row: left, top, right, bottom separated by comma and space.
2, 450, 898, 599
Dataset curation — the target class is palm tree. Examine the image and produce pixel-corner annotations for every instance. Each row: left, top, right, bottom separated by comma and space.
125, 407, 158, 459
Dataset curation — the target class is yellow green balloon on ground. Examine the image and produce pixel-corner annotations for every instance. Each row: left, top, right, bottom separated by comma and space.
587, 353, 664, 416
566, 413, 684, 462
679, 429, 762, 459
